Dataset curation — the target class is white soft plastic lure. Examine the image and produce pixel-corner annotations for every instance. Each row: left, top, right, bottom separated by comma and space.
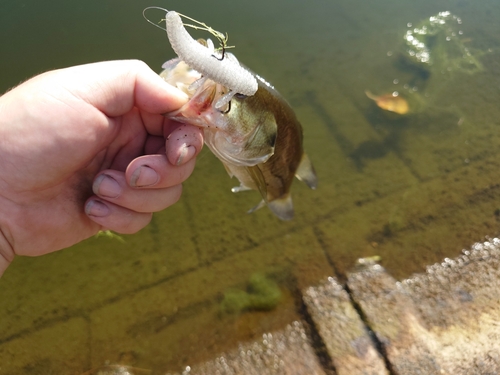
165, 11, 258, 107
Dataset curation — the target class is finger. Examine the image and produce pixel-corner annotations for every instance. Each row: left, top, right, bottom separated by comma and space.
165, 123, 204, 166
92, 171, 183, 212
125, 154, 197, 189
144, 135, 166, 155
143, 123, 204, 161
68, 60, 188, 117
84, 198, 153, 234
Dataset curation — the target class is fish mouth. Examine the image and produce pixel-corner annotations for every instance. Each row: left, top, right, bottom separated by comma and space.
188, 82, 218, 114
166, 80, 219, 120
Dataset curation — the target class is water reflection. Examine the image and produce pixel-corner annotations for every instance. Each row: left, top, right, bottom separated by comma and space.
402, 11, 483, 74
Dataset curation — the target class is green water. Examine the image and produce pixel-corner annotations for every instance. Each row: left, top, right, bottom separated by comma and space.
2, 0, 500, 373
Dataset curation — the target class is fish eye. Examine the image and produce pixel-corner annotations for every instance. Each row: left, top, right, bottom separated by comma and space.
234, 93, 247, 99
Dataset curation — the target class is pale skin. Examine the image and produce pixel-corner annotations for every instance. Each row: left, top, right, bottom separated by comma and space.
0, 60, 204, 277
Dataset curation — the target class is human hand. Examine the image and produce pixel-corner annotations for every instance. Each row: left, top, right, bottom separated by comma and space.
0, 60, 204, 276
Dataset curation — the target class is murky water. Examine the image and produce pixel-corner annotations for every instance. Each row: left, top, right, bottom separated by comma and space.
1, 0, 500, 373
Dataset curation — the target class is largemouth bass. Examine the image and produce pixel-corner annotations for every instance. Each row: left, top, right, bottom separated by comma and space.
160, 57, 317, 220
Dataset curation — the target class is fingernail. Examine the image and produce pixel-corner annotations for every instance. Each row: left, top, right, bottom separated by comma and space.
85, 200, 110, 217
94, 174, 121, 198
130, 165, 159, 187
177, 145, 196, 166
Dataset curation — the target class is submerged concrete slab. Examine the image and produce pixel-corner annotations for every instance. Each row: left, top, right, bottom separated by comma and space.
303, 277, 388, 375
165, 321, 326, 375
347, 263, 442, 374
344, 239, 500, 375
400, 239, 500, 374
0, 317, 89, 375
29, 239, 500, 375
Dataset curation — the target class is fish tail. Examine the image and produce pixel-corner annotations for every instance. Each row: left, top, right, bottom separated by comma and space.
268, 194, 294, 221
295, 153, 318, 190
365, 90, 377, 100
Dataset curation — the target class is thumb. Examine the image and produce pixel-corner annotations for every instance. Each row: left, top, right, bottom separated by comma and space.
65, 60, 188, 117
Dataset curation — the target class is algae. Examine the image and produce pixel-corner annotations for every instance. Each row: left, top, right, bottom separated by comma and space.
95, 230, 125, 243
220, 273, 282, 314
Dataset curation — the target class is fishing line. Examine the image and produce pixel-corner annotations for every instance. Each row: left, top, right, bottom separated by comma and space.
142, 6, 169, 32
142, 7, 233, 55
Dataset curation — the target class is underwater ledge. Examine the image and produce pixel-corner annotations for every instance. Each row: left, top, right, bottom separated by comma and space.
87, 237, 500, 375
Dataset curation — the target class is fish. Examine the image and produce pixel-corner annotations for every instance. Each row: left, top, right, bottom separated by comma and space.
365, 90, 409, 114
160, 58, 317, 220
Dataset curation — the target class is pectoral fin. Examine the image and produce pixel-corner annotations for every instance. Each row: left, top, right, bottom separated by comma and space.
221, 161, 234, 178
295, 153, 318, 189
235, 112, 277, 166
247, 199, 266, 214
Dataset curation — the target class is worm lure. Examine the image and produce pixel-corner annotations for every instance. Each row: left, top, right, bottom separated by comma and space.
165, 11, 258, 108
